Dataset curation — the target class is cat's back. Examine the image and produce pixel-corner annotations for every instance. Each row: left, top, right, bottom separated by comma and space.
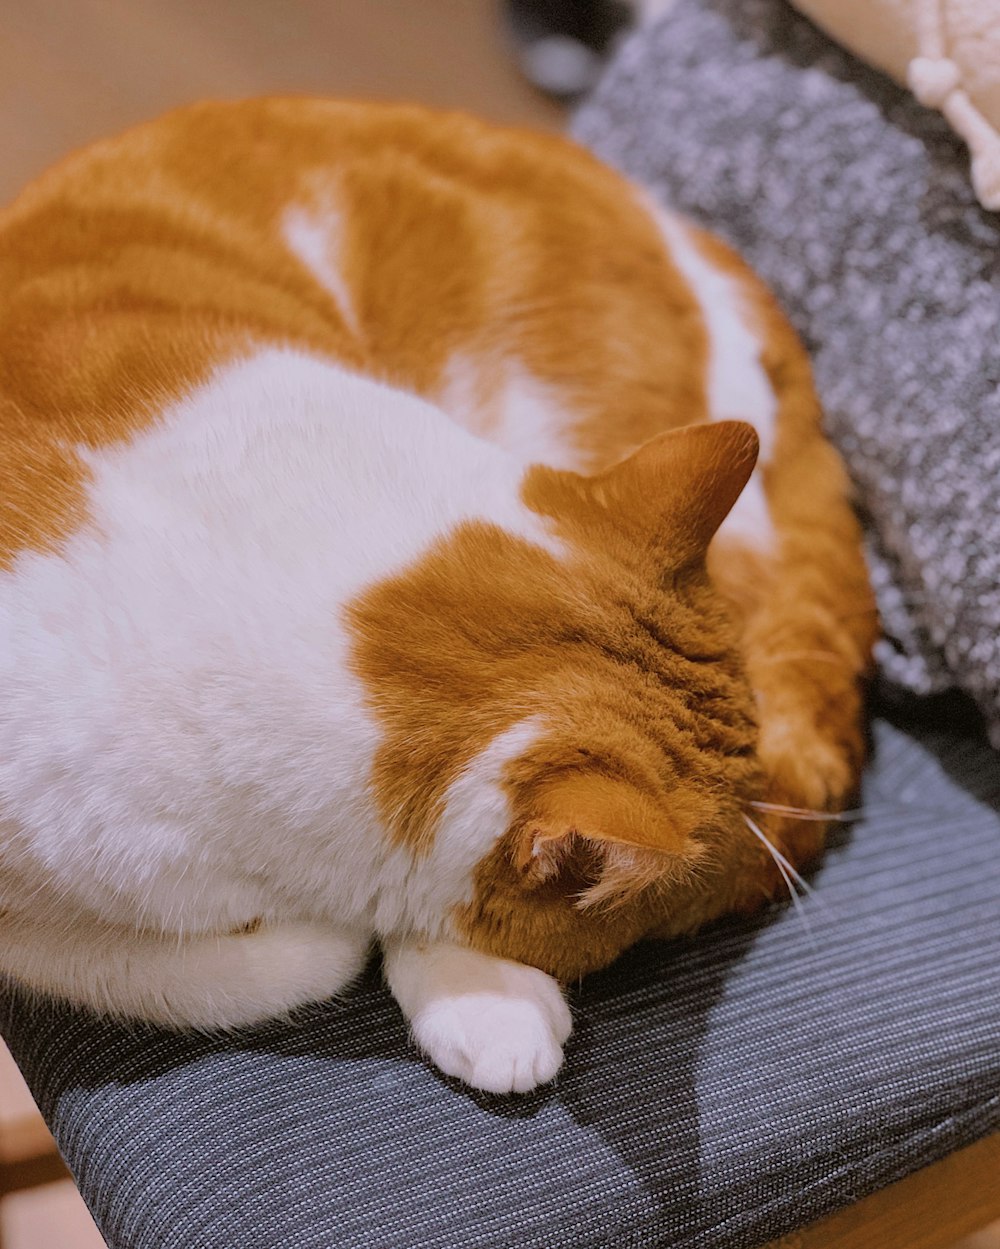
0, 97, 714, 568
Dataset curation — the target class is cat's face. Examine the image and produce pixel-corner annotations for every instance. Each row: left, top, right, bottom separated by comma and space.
349, 420, 777, 979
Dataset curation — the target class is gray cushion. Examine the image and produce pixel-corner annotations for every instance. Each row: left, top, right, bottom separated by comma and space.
574, 0, 1000, 748
3, 709, 999, 1248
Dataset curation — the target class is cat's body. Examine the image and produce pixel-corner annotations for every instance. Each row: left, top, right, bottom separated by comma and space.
0, 100, 875, 1092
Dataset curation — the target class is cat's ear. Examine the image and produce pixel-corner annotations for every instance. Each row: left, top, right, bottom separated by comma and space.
512, 772, 705, 906
595, 420, 759, 560
524, 419, 758, 564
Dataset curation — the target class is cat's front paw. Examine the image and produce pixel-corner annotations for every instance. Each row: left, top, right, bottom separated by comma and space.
384, 941, 572, 1094
412, 972, 571, 1094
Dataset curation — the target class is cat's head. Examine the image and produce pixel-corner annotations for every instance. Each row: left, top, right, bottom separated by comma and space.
348, 419, 778, 979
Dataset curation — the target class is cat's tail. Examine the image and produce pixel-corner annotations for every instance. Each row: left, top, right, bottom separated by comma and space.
0, 913, 369, 1029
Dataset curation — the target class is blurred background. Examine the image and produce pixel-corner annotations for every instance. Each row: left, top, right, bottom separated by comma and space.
0, 0, 574, 207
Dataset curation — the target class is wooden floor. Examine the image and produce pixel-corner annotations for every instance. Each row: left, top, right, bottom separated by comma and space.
1, 1043, 106, 1247
0, 2, 997, 1247
0, 0, 559, 207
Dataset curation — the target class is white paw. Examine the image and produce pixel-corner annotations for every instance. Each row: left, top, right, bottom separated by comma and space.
386, 943, 572, 1094
412, 976, 571, 1094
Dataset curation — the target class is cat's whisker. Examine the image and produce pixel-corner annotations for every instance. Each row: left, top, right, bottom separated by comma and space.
749, 799, 863, 823
749, 814, 841, 923
742, 814, 798, 892
745, 816, 818, 900
742, 814, 818, 947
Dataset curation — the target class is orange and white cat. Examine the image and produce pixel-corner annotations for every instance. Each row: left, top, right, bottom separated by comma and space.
0, 100, 875, 1093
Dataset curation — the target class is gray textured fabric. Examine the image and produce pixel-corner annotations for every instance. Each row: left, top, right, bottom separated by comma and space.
574, 0, 1000, 747
3, 711, 999, 1248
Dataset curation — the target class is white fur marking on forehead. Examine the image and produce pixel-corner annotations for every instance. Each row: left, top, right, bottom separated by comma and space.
373, 717, 544, 936
650, 205, 777, 551
283, 200, 361, 336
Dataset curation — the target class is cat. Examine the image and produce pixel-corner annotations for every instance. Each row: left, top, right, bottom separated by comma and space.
0, 99, 876, 1093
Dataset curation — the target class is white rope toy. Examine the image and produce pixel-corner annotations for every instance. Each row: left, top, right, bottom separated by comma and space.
907, 0, 1000, 209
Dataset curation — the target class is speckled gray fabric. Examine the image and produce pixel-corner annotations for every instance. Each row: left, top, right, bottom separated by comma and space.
574, 0, 1000, 746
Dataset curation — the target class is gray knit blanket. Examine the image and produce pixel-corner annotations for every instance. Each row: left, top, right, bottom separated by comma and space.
574, 0, 1000, 746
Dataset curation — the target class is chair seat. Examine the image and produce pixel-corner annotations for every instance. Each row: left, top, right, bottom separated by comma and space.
3, 708, 998, 1248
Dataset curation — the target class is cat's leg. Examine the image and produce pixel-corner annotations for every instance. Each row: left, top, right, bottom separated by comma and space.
699, 267, 877, 872
709, 438, 877, 871
0, 913, 370, 1029
383, 938, 572, 1093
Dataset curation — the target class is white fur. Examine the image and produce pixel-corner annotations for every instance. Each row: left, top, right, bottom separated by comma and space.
651, 207, 778, 551
0, 349, 563, 1064
438, 355, 584, 470
383, 939, 572, 1094
283, 200, 361, 335
371, 717, 545, 936
0, 913, 369, 1029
